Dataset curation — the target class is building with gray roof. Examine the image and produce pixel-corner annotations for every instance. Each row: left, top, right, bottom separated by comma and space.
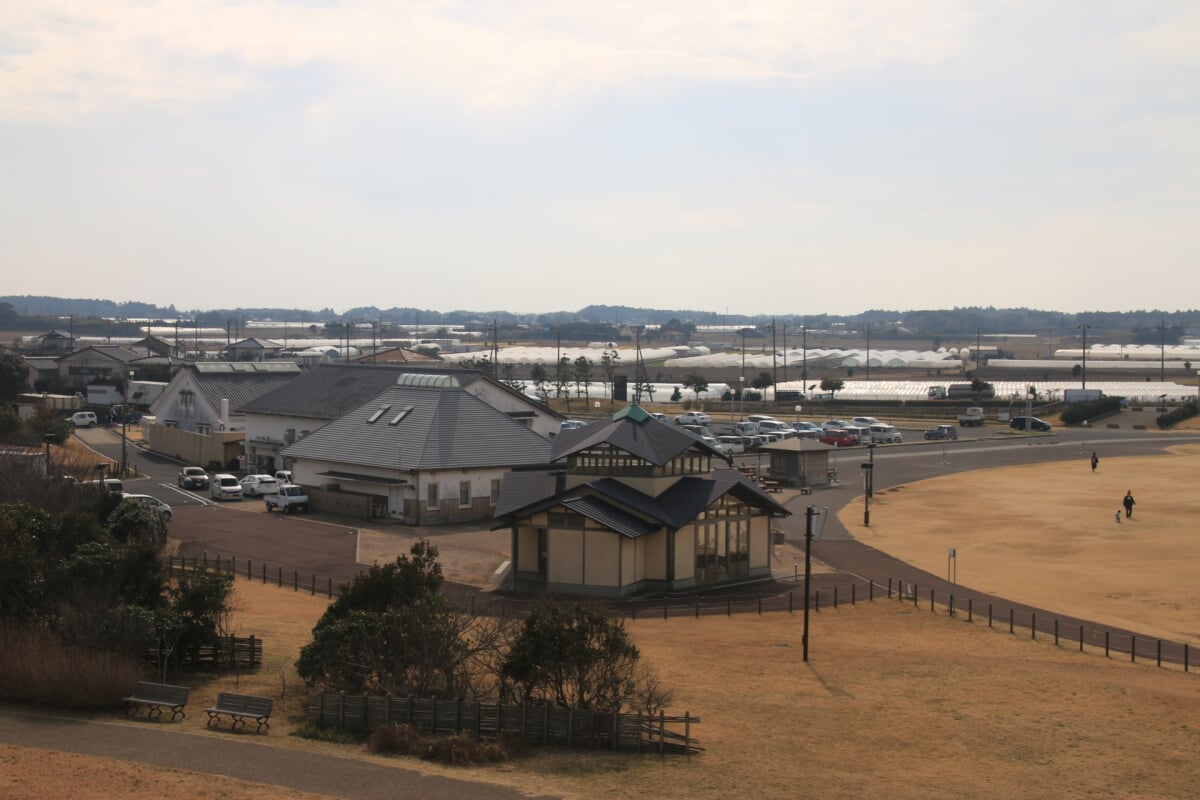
280, 373, 554, 524
494, 404, 790, 598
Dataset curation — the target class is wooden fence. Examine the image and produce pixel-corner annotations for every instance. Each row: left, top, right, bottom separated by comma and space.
167, 553, 336, 598
144, 634, 262, 671
307, 694, 701, 754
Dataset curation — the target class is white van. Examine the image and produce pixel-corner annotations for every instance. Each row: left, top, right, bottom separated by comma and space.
71, 411, 98, 428
843, 425, 872, 444
756, 420, 794, 438
733, 421, 760, 435
210, 474, 243, 501
869, 424, 902, 443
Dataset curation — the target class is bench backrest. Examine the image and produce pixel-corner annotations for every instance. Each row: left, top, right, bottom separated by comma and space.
215, 692, 273, 717
133, 682, 191, 705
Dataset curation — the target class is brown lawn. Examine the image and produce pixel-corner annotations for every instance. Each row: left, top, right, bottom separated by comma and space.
6, 442, 1200, 798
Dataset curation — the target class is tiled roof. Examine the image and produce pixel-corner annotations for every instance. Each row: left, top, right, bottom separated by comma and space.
551, 404, 725, 464
494, 468, 789, 529
560, 496, 661, 539
280, 383, 553, 471
241, 363, 482, 419
182, 363, 302, 414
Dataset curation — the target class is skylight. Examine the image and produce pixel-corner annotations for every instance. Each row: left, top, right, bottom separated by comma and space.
388, 406, 415, 425
367, 405, 392, 424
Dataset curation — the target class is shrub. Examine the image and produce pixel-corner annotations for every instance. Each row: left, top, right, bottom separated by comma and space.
1060, 396, 1123, 426
1157, 402, 1198, 429
368, 723, 527, 764
290, 721, 367, 745
0, 622, 146, 708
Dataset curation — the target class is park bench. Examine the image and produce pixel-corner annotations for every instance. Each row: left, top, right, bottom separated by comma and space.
123, 681, 191, 721
205, 692, 274, 733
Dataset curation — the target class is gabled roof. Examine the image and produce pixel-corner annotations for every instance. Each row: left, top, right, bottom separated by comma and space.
551, 404, 725, 463
494, 468, 789, 531
280, 382, 553, 471
229, 337, 283, 350
240, 363, 483, 420
179, 362, 302, 414
355, 346, 441, 364
62, 345, 153, 364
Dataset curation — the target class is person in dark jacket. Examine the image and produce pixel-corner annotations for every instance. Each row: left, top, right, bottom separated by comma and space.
1091, 452, 1099, 472
1123, 491, 1135, 518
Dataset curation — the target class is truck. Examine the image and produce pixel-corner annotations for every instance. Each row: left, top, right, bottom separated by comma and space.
264, 483, 309, 514
957, 407, 986, 427
927, 386, 947, 399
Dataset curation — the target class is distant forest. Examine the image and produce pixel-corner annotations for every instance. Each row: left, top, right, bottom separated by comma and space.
1, 295, 1196, 342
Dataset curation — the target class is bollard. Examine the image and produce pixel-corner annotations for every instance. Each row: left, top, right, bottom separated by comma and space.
852, 584, 856, 606
1131, 635, 1137, 663
788, 592, 793, 613
949, 594, 954, 617
1009, 608, 1014, 634
1054, 619, 1058, 646
888, 577, 893, 598
1079, 624, 1084, 653
1157, 639, 1162, 668
1032, 613, 1036, 640
815, 589, 820, 612
1105, 630, 1110, 658
968, 597, 973, 623
834, 586, 839, 609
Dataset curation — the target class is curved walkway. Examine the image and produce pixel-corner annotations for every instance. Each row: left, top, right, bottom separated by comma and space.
0, 710, 559, 800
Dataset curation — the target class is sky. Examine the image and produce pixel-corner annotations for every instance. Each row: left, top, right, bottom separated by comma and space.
2, 1, 1198, 317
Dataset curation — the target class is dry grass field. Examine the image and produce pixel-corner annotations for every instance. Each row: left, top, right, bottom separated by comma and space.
6, 442, 1200, 799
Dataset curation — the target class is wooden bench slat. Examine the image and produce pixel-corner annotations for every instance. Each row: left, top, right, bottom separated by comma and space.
123, 682, 191, 721
205, 692, 274, 733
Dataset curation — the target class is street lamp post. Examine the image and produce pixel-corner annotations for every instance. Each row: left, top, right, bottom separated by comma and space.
861, 444, 875, 525
865, 323, 870, 383
120, 370, 133, 477
1160, 320, 1166, 383
1077, 324, 1090, 391
801, 506, 828, 662
801, 325, 808, 386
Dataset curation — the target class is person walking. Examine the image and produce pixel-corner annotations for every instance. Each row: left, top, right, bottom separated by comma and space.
1123, 490, 1135, 518
1091, 452, 1099, 472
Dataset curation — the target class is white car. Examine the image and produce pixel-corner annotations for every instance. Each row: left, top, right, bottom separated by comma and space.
239, 474, 279, 497
869, 424, 903, 443
560, 420, 587, 432
120, 493, 172, 521
821, 418, 853, 431
717, 435, 746, 454
700, 435, 733, 456
649, 413, 671, 424
674, 411, 712, 425
852, 416, 884, 428
210, 474, 243, 501
71, 411, 98, 428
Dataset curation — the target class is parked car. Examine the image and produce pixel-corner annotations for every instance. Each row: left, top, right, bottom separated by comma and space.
120, 493, 172, 521
746, 414, 779, 424
681, 423, 712, 437
560, 419, 587, 432
700, 435, 734, 456
81, 477, 124, 493
819, 429, 859, 447
265, 483, 309, 514
674, 411, 713, 425
71, 411, 98, 428
177, 466, 210, 490
734, 421, 760, 435
649, 413, 671, 424
717, 435, 746, 454
1010, 416, 1052, 432
239, 474, 279, 497
210, 474, 243, 501
820, 418, 852, 431
852, 416, 883, 428
274, 470, 293, 484
756, 420, 795, 438
843, 425, 872, 444
924, 424, 958, 440
869, 424, 903, 443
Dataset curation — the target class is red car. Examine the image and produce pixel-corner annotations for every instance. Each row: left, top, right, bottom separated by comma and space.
818, 428, 860, 447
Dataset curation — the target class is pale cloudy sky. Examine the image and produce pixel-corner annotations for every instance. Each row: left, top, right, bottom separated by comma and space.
2, 1, 1198, 316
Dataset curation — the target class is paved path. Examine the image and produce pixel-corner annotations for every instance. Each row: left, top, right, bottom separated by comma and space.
0, 710, 559, 800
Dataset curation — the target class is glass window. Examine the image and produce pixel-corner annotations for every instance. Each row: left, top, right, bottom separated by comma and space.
427, 482, 439, 508
196, 423, 211, 436
459, 480, 471, 507
490, 478, 501, 505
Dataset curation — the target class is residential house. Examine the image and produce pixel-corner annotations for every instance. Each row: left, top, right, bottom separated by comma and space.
226, 337, 284, 362
494, 404, 790, 598
150, 361, 303, 434
279, 373, 554, 523
241, 363, 564, 473
354, 346, 441, 365
35, 330, 74, 353
56, 345, 170, 390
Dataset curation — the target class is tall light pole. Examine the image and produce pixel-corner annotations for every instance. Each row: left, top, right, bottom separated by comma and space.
120, 370, 133, 477
802, 506, 827, 662
865, 323, 871, 382
861, 444, 875, 525
1160, 319, 1166, 383
801, 325, 808, 386
1077, 324, 1090, 391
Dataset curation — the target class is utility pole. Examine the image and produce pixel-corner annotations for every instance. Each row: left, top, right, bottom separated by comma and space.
1077, 323, 1090, 390
1160, 319, 1166, 382
865, 322, 871, 382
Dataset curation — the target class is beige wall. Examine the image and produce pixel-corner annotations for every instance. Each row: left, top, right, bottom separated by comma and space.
547, 529, 583, 585
516, 526, 540, 572
640, 532, 666, 580
674, 528, 695, 583
146, 424, 243, 469
749, 516, 771, 570
583, 531, 620, 587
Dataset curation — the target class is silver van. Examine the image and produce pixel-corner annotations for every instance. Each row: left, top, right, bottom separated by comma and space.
869, 424, 902, 443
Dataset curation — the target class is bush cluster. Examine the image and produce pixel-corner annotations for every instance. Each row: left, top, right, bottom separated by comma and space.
368, 723, 529, 764
1157, 402, 1198, 429
1060, 396, 1124, 425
